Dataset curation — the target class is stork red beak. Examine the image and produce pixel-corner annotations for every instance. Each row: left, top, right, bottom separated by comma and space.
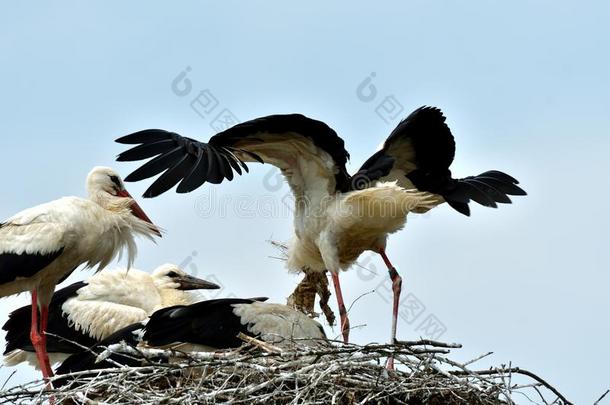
117, 189, 162, 237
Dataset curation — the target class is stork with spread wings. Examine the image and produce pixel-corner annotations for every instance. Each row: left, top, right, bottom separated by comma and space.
116, 106, 526, 360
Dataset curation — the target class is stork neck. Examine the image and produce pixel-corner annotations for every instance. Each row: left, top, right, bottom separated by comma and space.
159, 288, 193, 307
89, 192, 132, 213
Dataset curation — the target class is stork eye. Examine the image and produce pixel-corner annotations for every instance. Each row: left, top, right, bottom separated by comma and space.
109, 175, 122, 189
166, 271, 179, 278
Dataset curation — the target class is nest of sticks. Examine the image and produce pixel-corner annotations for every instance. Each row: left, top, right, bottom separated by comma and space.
0, 336, 573, 405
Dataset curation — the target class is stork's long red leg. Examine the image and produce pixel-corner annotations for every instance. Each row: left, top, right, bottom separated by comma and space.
39, 304, 54, 378
331, 272, 350, 343
30, 290, 54, 382
379, 248, 402, 370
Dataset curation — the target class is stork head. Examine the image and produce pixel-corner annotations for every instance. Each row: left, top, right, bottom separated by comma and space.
87, 166, 161, 236
152, 264, 220, 291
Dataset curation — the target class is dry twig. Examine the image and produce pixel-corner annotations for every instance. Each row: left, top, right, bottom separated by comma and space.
0, 339, 574, 405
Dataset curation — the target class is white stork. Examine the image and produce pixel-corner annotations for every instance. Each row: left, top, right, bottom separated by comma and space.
143, 298, 327, 350
55, 298, 327, 377
3, 263, 220, 367
0, 166, 161, 380
115, 106, 526, 351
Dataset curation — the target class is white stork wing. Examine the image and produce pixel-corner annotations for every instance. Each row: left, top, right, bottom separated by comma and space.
115, 114, 352, 198
0, 200, 72, 284
61, 269, 162, 341
232, 302, 326, 343
354, 106, 526, 215
61, 298, 149, 341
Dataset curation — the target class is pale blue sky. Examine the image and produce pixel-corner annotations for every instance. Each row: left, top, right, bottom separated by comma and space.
1, 2, 609, 403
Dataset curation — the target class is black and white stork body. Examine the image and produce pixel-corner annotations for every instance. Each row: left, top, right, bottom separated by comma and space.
0, 166, 161, 380
143, 298, 327, 350
55, 298, 326, 377
115, 106, 526, 351
3, 264, 219, 367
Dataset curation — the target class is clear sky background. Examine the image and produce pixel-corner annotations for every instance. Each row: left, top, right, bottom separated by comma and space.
1, 2, 608, 403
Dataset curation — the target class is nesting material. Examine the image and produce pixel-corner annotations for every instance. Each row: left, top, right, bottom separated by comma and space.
286, 270, 335, 327
271, 240, 336, 327
0, 338, 572, 404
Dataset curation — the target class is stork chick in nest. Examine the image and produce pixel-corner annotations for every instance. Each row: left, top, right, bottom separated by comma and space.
3, 264, 219, 368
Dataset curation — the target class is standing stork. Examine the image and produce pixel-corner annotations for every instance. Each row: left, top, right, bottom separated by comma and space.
0, 166, 161, 380
3, 263, 219, 367
55, 298, 327, 378
115, 106, 526, 350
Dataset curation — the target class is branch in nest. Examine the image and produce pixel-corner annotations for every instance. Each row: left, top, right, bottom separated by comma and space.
0, 339, 574, 405
237, 333, 283, 354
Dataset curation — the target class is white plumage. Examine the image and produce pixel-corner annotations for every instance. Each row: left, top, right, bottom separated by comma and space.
0, 166, 161, 379
3, 264, 219, 367
55, 298, 327, 375
62, 264, 215, 341
0, 167, 160, 303
232, 301, 326, 345
145, 301, 328, 354
116, 108, 525, 358
287, 181, 437, 273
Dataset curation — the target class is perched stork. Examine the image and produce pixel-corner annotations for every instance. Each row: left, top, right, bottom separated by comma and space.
115, 106, 526, 349
0, 166, 161, 380
3, 263, 219, 367
55, 298, 326, 377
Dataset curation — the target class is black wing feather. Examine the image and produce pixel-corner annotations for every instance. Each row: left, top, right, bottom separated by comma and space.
55, 298, 270, 384
454, 181, 497, 208
352, 150, 395, 190
116, 129, 173, 144
443, 170, 526, 214
176, 148, 208, 193
475, 176, 527, 196
446, 201, 471, 216
116, 114, 350, 197
123, 145, 185, 182
3, 281, 95, 355
116, 139, 177, 162
143, 298, 259, 349
220, 147, 243, 176
464, 178, 512, 204
176, 149, 208, 193
205, 145, 226, 184
142, 152, 197, 198
354, 106, 456, 192
355, 106, 525, 216
0, 249, 64, 284
480, 170, 519, 184
54, 323, 158, 387
216, 149, 234, 182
